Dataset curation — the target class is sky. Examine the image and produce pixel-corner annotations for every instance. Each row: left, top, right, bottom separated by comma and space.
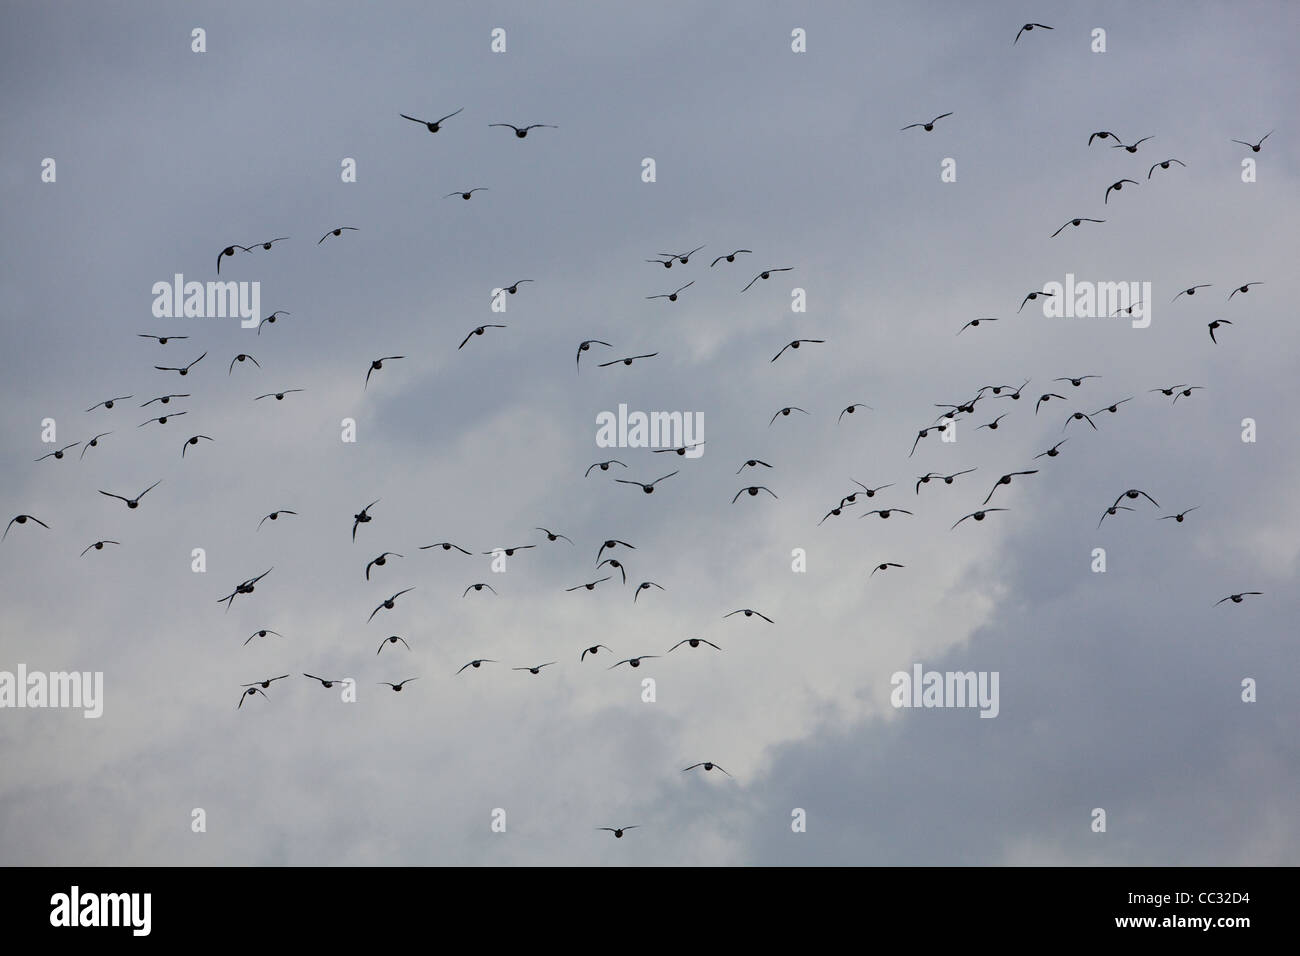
1, 0, 1297, 865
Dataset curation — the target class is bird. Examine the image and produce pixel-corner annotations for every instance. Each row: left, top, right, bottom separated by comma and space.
711, 249, 752, 266
141, 393, 189, 406
303, 674, 347, 689
1215, 592, 1262, 605
3, 514, 49, 540
79, 433, 111, 459
1173, 285, 1211, 301
1105, 179, 1139, 203
1088, 131, 1121, 146
1230, 131, 1272, 152
79, 539, 120, 556
1171, 386, 1205, 404
364, 356, 403, 388
586, 460, 627, 476
420, 541, 473, 554
457, 659, 497, 673
352, 500, 379, 541
958, 317, 998, 333
489, 123, 557, 138
576, 339, 612, 370
741, 268, 793, 292
917, 469, 975, 493
1112, 489, 1159, 509
952, 509, 1007, 529
536, 527, 573, 545
379, 679, 418, 692
996, 379, 1032, 401
216, 244, 253, 273
658, 245, 705, 265
634, 582, 664, 602
237, 687, 267, 709
218, 569, 273, 611
736, 459, 773, 475
646, 256, 676, 269
377, 636, 411, 654
609, 656, 659, 669
257, 510, 298, 530
653, 442, 706, 456
580, 645, 613, 660
977, 415, 1007, 431
1150, 384, 1188, 397
243, 629, 283, 646
459, 325, 506, 349
861, 508, 912, 520
498, 279, 534, 295
598, 827, 638, 838
1014, 22, 1053, 43
1051, 218, 1104, 238
99, 481, 161, 510
369, 588, 415, 621
1148, 158, 1186, 178
615, 472, 679, 494
596, 558, 627, 584
365, 552, 403, 580
646, 281, 694, 302
86, 396, 132, 412
871, 563, 904, 576
1112, 136, 1153, 153
254, 389, 304, 401
983, 471, 1038, 505
241, 675, 289, 689
1097, 505, 1135, 528
1160, 507, 1199, 523
732, 486, 778, 502
598, 354, 658, 368
483, 544, 535, 557
1111, 299, 1145, 318
597, 539, 635, 561
256, 311, 290, 334
251, 238, 289, 251
318, 226, 358, 243
513, 663, 557, 674
400, 108, 463, 132
838, 403, 873, 421
772, 339, 825, 362
444, 188, 488, 200
35, 442, 79, 461
1228, 282, 1263, 299
1208, 319, 1232, 343
462, 583, 498, 597
137, 334, 188, 345
1063, 410, 1099, 431
138, 412, 186, 428
1091, 397, 1134, 416
848, 480, 893, 499
1019, 291, 1054, 312
901, 112, 953, 132
769, 406, 809, 425
154, 352, 206, 376
725, 609, 773, 623
683, 762, 731, 776
669, 638, 720, 652
1035, 393, 1066, 413
1034, 440, 1068, 459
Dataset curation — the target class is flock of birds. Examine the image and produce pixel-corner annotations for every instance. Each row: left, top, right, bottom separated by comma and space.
7, 18, 1277, 844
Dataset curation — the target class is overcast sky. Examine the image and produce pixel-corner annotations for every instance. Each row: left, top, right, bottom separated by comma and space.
1, 0, 1297, 865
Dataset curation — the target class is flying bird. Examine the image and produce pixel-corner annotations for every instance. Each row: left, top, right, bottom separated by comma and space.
983, 470, 1038, 505
1228, 282, 1263, 299
615, 472, 679, 494
137, 334, 187, 345
420, 541, 472, 554
580, 645, 613, 660
732, 486, 778, 502
303, 674, 347, 688
98, 481, 161, 510
597, 558, 627, 584
377, 636, 411, 654
1112, 136, 1153, 153
598, 354, 657, 368
1062, 410, 1099, 431
400, 108, 463, 132
710, 249, 751, 266
257, 311, 290, 334
597, 539, 635, 561
725, 609, 773, 623
154, 352, 206, 376
81, 433, 111, 459
576, 339, 612, 370
86, 396, 132, 412
1035, 393, 1066, 413
861, 508, 912, 520
736, 459, 773, 473
646, 281, 694, 302
952, 509, 1007, 529
658, 245, 705, 265
1215, 592, 1262, 605
352, 500, 379, 541
871, 563, 904, 576
1230, 131, 1272, 152
318, 226, 358, 243
772, 339, 825, 362
3, 514, 49, 540
80, 540, 119, 556
368, 588, 415, 622
462, 583, 498, 597
609, 656, 659, 670
958, 317, 998, 333
1147, 158, 1186, 178
1171, 386, 1204, 404
1018, 291, 1054, 312
634, 581, 664, 602
669, 638, 720, 652
1051, 218, 1104, 238
365, 357, 403, 389
489, 123, 557, 138
653, 442, 705, 456
444, 188, 488, 200
251, 238, 289, 250
243, 629, 283, 646
459, 325, 506, 349
498, 279, 534, 295
35, 442, 79, 461
1208, 319, 1232, 343
241, 674, 289, 689
566, 576, 612, 593
378, 679, 418, 692
254, 389, 303, 401
365, 552, 403, 580
683, 762, 731, 776
513, 663, 557, 674
1014, 22, 1053, 43
1034, 440, 1068, 459
741, 268, 793, 292
138, 412, 186, 428
901, 112, 953, 132
1088, 131, 1121, 146
1112, 489, 1159, 509
1172, 285, 1211, 301
1160, 507, 1199, 523
257, 510, 298, 530
238, 687, 267, 709
586, 460, 627, 476
216, 244, 253, 273
536, 527, 573, 544
769, 406, 809, 425
457, 659, 498, 673
977, 415, 1007, 431
838, 403, 872, 420
598, 827, 638, 838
